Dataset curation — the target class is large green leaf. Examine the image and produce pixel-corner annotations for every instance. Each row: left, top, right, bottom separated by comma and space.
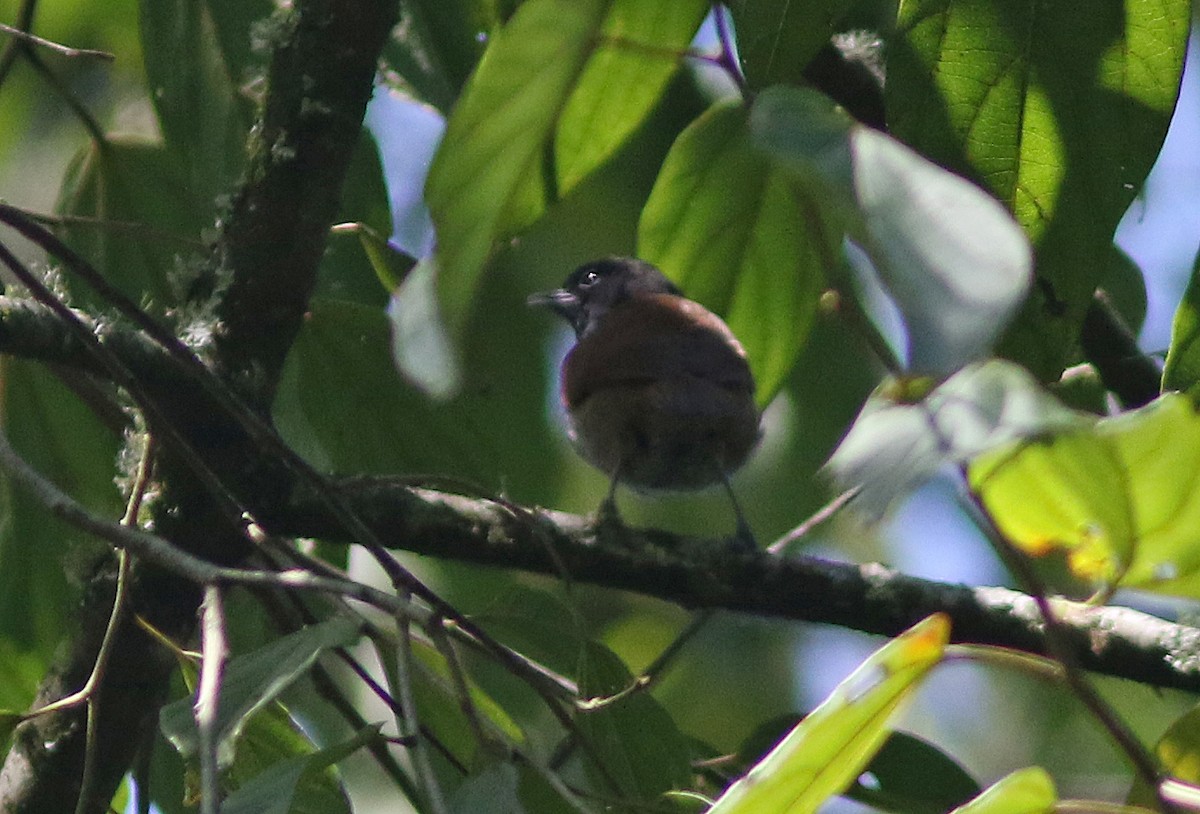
575, 641, 693, 803
969, 393, 1200, 592
384, 0, 497, 111
887, 0, 1190, 379
638, 99, 823, 405
708, 614, 950, 813
828, 360, 1085, 518
56, 136, 211, 311
276, 296, 495, 475
0, 360, 122, 656
219, 725, 379, 814
138, 0, 266, 202
160, 615, 362, 768
425, 0, 611, 333
1164, 247, 1200, 399
555, 0, 707, 195
316, 131, 396, 307
728, 0, 859, 88
750, 86, 1032, 376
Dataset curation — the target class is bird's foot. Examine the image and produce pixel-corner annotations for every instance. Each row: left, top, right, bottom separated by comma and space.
593, 496, 644, 549
732, 517, 759, 553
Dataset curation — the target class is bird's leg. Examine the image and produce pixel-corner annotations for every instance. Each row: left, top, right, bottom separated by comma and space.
597, 460, 625, 528
719, 468, 757, 551
595, 462, 651, 547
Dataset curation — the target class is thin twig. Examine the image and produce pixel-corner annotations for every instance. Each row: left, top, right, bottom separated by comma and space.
196, 585, 228, 814
768, 486, 861, 555
392, 603, 448, 814
0, 0, 37, 87
0, 425, 438, 625
0, 22, 114, 61
12, 436, 154, 813
8, 204, 205, 248
0, 204, 593, 728
427, 616, 489, 749
710, 2, 747, 95
962, 483, 1173, 812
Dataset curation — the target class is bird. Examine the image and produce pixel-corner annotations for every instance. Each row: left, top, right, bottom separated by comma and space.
528, 257, 761, 547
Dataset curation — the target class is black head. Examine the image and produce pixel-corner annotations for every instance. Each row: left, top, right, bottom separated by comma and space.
527, 257, 681, 338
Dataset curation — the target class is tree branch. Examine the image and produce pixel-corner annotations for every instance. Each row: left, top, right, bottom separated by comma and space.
212, 0, 397, 404
0, 0, 398, 810
2, 296, 1198, 695
279, 480, 1200, 693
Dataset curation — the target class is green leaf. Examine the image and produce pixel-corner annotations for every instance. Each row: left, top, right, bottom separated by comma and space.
848, 731, 980, 814
384, 1, 497, 111
969, 393, 1200, 592
160, 615, 362, 768
638, 100, 823, 405
389, 257, 463, 399
1130, 704, 1200, 808
708, 614, 950, 814
828, 360, 1087, 518
218, 724, 379, 814
555, 0, 708, 195
0, 638, 42, 716
751, 86, 1032, 375
318, 131, 400, 306
0, 360, 122, 655
887, 0, 1190, 378
473, 588, 586, 678
737, 720, 979, 814
1099, 245, 1148, 339
575, 642, 693, 802
971, 430, 1131, 582
278, 296, 492, 472
449, 761, 526, 814
1164, 247, 1200, 398
728, 0, 859, 88
278, 294, 562, 495
517, 761, 589, 813
425, 0, 611, 334
138, 0, 265, 202
949, 768, 1056, 814
408, 634, 525, 768
56, 136, 211, 311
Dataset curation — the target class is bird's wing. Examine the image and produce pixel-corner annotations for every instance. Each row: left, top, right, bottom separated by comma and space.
562, 294, 754, 408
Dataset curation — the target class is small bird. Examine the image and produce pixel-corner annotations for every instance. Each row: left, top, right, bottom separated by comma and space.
528, 257, 761, 546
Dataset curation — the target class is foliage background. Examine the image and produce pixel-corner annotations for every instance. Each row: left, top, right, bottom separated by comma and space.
0, 0, 1197, 812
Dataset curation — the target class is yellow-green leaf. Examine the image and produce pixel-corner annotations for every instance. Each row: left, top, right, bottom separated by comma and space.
949, 768, 1057, 814
970, 393, 1200, 593
709, 614, 950, 814
970, 430, 1130, 582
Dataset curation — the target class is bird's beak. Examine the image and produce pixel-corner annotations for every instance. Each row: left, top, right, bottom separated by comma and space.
527, 288, 581, 324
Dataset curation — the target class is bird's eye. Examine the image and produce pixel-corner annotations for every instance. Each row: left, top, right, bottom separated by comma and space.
582, 271, 599, 286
